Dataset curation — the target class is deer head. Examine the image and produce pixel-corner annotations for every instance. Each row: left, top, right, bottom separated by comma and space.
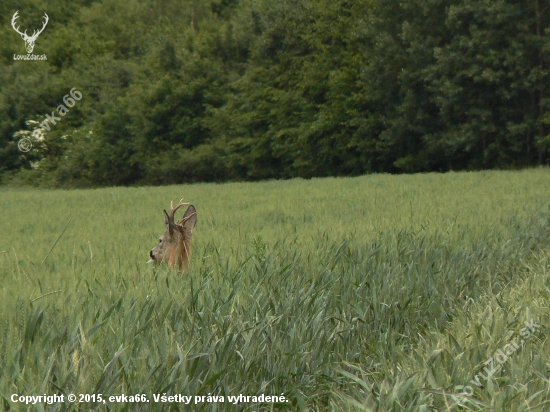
11, 11, 49, 54
150, 199, 197, 269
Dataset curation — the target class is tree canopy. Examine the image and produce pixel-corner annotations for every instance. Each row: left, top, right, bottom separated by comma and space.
1, 0, 550, 186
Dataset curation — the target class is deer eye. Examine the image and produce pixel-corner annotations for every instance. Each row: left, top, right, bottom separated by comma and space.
159, 238, 162, 243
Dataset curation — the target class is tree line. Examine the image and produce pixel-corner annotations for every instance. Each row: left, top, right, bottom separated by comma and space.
1, 0, 549, 187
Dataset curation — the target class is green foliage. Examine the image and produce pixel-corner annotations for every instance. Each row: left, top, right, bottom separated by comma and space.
1, 169, 550, 410
2, 0, 550, 186
426, 0, 550, 169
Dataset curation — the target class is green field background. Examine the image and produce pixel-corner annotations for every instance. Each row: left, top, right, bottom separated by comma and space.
2, 169, 550, 410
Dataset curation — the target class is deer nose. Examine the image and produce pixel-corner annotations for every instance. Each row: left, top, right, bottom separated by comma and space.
150, 250, 155, 259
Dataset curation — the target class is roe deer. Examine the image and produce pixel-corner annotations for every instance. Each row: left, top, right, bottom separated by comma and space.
149, 199, 197, 269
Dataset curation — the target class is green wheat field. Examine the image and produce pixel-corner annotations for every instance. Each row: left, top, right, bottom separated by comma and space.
2, 169, 550, 411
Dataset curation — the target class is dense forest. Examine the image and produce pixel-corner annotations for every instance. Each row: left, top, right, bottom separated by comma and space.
1, 0, 550, 186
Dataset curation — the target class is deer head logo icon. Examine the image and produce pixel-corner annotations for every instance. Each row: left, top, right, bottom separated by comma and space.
11, 11, 49, 54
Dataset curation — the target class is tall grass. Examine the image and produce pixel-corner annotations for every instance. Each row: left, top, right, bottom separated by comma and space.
1, 169, 550, 411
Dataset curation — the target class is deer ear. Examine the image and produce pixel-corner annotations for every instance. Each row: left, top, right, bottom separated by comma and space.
181, 205, 197, 237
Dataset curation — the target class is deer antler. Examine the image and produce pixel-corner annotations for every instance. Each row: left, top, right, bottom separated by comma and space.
30, 13, 49, 41
169, 198, 190, 222
11, 11, 27, 38
11, 11, 48, 41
